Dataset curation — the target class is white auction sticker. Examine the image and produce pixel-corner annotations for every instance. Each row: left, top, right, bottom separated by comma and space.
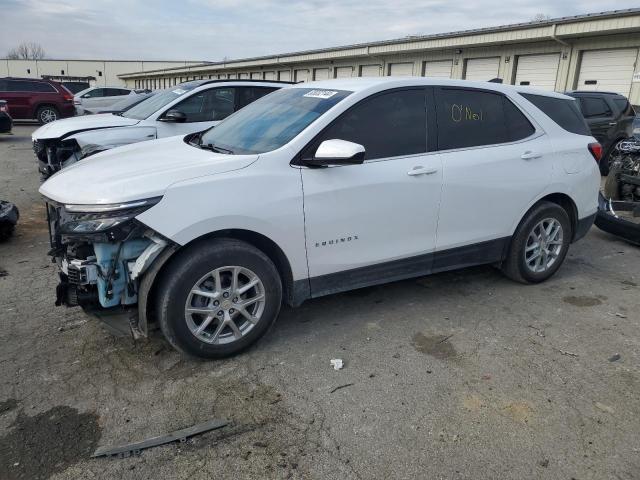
172, 88, 187, 95
303, 90, 338, 99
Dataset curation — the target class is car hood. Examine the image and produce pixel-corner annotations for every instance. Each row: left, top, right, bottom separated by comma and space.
32, 114, 140, 140
39, 136, 259, 204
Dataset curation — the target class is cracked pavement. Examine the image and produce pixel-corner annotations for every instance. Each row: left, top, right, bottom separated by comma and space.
1, 125, 640, 479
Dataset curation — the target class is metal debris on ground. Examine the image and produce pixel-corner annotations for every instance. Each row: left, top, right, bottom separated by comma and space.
608, 353, 622, 362
330, 383, 354, 394
92, 418, 228, 458
330, 359, 343, 370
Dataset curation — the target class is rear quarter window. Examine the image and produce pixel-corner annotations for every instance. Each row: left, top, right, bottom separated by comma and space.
520, 93, 590, 136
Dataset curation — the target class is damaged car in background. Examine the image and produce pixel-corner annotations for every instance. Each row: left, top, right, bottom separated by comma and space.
32, 79, 288, 179
596, 138, 640, 244
39, 78, 600, 359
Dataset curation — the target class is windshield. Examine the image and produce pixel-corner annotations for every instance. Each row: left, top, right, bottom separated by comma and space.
199, 87, 352, 154
123, 83, 198, 120
109, 92, 154, 111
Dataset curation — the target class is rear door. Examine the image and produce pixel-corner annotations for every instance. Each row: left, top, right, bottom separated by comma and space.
301, 88, 443, 294
433, 87, 553, 257
80, 88, 107, 109
3, 79, 33, 119
578, 96, 616, 148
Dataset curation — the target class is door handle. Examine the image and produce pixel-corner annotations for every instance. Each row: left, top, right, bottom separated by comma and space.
608, 122, 617, 126
521, 151, 542, 160
407, 166, 438, 176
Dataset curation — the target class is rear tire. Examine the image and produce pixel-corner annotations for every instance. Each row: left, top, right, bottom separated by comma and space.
501, 201, 572, 284
36, 106, 60, 124
156, 238, 282, 359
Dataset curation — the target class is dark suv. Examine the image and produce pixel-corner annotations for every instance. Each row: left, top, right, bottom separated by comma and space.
0, 77, 75, 124
566, 91, 635, 175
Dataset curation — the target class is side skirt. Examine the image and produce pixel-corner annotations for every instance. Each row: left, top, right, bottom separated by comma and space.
303, 237, 511, 300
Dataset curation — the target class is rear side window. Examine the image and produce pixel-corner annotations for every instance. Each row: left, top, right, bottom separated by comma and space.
520, 93, 590, 136
580, 97, 612, 118
312, 89, 427, 160
435, 88, 533, 150
105, 88, 129, 96
237, 87, 278, 109
5, 80, 55, 92
613, 98, 634, 116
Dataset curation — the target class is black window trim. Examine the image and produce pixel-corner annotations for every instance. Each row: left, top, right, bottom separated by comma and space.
4, 79, 58, 93
157, 85, 238, 122
579, 95, 614, 119
433, 85, 542, 154
292, 86, 431, 168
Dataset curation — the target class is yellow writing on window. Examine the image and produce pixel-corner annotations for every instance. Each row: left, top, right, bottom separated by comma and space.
451, 104, 484, 122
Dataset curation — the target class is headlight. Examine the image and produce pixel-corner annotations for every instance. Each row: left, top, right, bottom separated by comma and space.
59, 197, 162, 234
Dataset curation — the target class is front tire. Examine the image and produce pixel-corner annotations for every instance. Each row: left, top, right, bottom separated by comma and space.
501, 201, 572, 284
36, 106, 59, 124
156, 239, 282, 359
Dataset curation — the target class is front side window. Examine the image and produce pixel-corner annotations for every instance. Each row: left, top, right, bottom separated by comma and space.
436, 88, 513, 150
309, 89, 427, 160
170, 87, 236, 122
580, 97, 612, 118
84, 88, 105, 98
199, 87, 351, 154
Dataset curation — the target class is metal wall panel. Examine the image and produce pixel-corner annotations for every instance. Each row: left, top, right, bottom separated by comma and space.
514, 53, 560, 91
576, 48, 637, 95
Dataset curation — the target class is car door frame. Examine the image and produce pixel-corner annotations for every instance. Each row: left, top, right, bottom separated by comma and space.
578, 95, 617, 149
291, 86, 444, 297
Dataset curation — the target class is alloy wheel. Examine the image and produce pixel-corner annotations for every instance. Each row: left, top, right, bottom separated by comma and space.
40, 109, 58, 123
524, 218, 564, 273
184, 266, 266, 345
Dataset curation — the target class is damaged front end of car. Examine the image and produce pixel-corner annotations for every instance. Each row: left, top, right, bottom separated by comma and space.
595, 139, 640, 245
45, 196, 175, 337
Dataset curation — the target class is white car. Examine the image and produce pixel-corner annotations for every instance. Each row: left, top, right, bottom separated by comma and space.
74, 86, 137, 115
40, 77, 601, 358
32, 80, 287, 178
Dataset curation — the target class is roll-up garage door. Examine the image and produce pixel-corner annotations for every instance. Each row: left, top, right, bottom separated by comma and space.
250, 72, 262, 79
334, 66, 353, 78
238, 73, 249, 79
278, 70, 291, 81
577, 49, 637, 96
388, 62, 414, 76
422, 60, 452, 78
514, 53, 560, 91
264, 71, 276, 80
360, 64, 382, 77
464, 57, 500, 81
314, 68, 330, 80
295, 69, 310, 82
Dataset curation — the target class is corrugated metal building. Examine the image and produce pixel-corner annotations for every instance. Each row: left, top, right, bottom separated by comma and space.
0, 59, 205, 87
119, 9, 640, 104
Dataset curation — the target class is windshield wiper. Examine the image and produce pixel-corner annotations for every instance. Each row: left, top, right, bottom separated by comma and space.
200, 143, 234, 155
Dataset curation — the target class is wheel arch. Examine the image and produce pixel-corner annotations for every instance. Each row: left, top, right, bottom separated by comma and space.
512, 192, 579, 242
138, 228, 302, 334
33, 103, 59, 120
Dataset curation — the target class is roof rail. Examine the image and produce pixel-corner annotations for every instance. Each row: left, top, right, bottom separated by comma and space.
181, 79, 296, 86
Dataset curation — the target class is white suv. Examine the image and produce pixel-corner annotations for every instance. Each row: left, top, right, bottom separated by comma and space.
40, 78, 601, 358
32, 80, 288, 178
74, 86, 137, 115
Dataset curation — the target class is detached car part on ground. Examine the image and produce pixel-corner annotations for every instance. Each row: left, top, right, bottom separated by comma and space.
39, 78, 601, 359
0, 201, 19, 241
31, 80, 288, 179
596, 139, 640, 244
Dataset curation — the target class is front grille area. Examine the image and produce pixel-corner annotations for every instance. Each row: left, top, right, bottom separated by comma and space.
67, 265, 81, 284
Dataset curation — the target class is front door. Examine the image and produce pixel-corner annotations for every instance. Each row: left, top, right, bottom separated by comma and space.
300, 88, 442, 296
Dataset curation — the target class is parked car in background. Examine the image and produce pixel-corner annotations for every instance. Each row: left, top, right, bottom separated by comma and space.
82, 91, 156, 115
566, 91, 635, 175
0, 100, 12, 134
74, 86, 138, 115
0, 77, 75, 124
32, 80, 289, 178
39, 78, 600, 358
59, 81, 91, 94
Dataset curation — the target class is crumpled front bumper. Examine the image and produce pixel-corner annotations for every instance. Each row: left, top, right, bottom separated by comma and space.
594, 192, 640, 245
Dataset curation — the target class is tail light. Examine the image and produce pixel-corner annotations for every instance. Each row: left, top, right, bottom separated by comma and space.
62, 92, 74, 102
588, 142, 603, 163
73, 97, 81, 105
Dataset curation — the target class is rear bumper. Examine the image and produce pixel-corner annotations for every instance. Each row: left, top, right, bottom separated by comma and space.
573, 212, 596, 242
60, 103, 76, 118
0, 113, 12, 133
594, 192, 640, 245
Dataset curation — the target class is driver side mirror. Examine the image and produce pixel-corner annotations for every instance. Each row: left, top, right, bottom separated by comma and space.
161, 109, 187, 123
306, 139, 365, 167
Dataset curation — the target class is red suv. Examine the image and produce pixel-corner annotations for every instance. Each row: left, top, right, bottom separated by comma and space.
0, 77, 75, 124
